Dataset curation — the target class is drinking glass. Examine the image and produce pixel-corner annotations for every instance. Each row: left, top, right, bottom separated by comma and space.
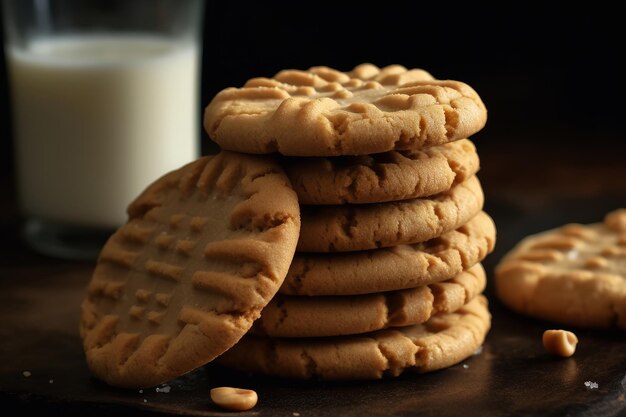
2, 0, 203, 259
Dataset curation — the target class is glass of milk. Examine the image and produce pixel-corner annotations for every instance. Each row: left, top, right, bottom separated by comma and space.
2, 0, 203, 259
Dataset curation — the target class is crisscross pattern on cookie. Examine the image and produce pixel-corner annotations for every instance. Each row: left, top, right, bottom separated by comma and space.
81, 152, 300, 388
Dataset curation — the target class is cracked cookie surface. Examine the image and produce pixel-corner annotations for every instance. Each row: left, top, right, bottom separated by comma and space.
298, 175, 483, 252
217, 296, 490, 380
281, 211, 496, 295
80, 152, 300, 388
284, 139, 480, 205
252, 264, 485, 337
204, 64, 487, 156
495, 209, 626, 331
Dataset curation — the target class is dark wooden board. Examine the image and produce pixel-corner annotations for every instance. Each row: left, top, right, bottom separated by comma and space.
1, 187, 625, 416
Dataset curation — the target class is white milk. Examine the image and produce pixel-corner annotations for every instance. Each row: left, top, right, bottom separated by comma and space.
8, 35, 199, 229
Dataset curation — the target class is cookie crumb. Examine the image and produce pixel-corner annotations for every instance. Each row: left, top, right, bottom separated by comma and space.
138, 389, 143, 394
293, 413, 301, 416
473, 346, 483, 356
156, 385, 171, 393
49, 379, 54, 384
462, 364, 469, 369
584, 381, 599, 390
22, 371, 31, 377
143, 399, 148, 403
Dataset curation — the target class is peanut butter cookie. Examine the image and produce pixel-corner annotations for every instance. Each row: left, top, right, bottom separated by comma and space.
495, 209, 626, 331
80, 152, 300, 388
204, 64, 487, 156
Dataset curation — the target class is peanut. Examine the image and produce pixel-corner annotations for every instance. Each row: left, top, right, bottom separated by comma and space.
211, 386, 258, 411
543, 329, 578, 357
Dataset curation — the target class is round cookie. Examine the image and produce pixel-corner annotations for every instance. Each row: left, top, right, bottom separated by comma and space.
495, 209, 626, 331
298, 175, 483, 252
204, 64, 487, 156
252, 263, 486, 337
217, 296, 490, 380
281, 211, 496, 295
284, 139, 480, 205
80, 152, 301, 388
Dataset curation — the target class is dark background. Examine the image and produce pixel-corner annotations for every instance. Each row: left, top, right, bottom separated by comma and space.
1, 4, 626, 416
1, 2, 625, 181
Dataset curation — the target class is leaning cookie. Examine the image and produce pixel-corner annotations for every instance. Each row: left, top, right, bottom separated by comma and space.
218, 296, 490, 380
252, 263, 485, 337
281, 211, 496, 295
204, 64, 487, 156
284, 139, 480, 205
298, 175, 483, 252
80, 152, 300, 388
495, 209, 626, 331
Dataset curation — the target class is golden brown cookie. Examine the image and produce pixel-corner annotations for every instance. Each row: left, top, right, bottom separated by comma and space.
284, 139, 480, 205
217, 296, 490, 380
80, 152, 301, 388
298, 175, 483, 252
281, 211, 496, 295
204, 64, 487, 156
252, 263, 485, 337
495, 209, 626, 331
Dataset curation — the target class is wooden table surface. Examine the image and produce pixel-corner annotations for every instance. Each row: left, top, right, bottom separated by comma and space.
1, 143, 625, 416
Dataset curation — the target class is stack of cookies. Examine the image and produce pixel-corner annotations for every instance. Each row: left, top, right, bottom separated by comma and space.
79, 64, 496, 388
205, 64, 496, 379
